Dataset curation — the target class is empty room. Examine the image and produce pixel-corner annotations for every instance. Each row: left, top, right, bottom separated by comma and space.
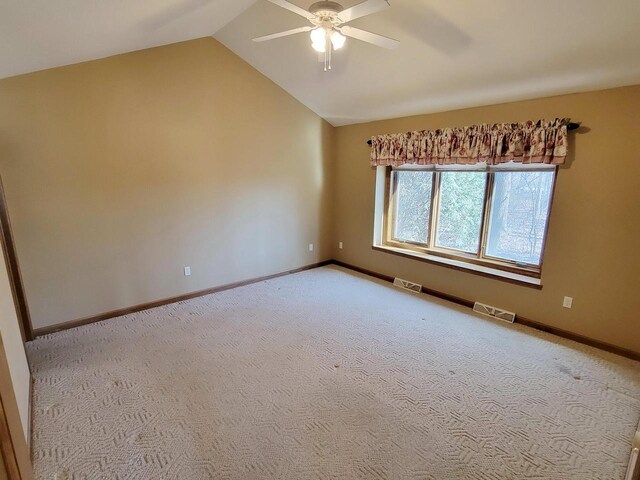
0, 0, 639, 478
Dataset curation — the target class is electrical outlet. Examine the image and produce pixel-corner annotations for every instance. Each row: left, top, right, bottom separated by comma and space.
184, 266, 191, 276
562, 296, 573, 308
339, 241, 343, 249
308, 243, 314, 252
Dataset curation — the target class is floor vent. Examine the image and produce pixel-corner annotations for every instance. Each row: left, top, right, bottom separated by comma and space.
473, 302, 516, 323
393, 278, 422, 293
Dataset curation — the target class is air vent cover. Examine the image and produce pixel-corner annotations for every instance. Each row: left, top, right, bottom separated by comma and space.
393, 278, 422, 293
473, 302, 516, 323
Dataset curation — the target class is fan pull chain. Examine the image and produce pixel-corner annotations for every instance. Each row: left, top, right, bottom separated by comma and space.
324, 33, 328, 72
324, 32, 332, 72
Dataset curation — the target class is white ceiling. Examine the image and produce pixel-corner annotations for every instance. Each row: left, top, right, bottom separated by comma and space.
2, 1, 640, 126
216, 0, 640, 125
0, 0, 256, 80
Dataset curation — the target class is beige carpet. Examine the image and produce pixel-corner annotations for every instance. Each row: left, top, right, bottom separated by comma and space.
27, 266, 640, 479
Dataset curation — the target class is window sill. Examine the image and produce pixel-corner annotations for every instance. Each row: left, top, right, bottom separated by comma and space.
372, 244, 543, 288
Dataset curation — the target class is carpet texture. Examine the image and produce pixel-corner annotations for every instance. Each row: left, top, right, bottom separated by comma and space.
27, 266, 640, 479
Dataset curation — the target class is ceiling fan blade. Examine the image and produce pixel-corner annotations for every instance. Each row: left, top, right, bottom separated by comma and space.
265, 0, 315, 20
340, 26, 399, 49
338, 0, 389, 23
253, 26, 313, 42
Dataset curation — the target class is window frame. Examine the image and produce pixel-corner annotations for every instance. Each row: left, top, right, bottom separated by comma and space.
382, 166, 557, 280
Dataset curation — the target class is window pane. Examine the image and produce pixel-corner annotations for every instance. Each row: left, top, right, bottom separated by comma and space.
435, 172, 487, 253
393, 171, 433, 244
485, 171, 554, 266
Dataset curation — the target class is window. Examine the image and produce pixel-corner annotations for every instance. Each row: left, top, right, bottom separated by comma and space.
392, 170, 433, 244
485, 171, 554, 266
381, 167, 556, 280
435, 172, 487, 254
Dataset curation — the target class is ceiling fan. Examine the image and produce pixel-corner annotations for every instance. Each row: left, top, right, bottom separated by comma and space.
253, 0, 399, 71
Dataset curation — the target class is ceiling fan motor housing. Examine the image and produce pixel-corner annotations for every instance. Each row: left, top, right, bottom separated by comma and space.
309, 1, 344, 22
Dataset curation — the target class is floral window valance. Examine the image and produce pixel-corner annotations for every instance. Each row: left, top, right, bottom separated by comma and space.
369, 118, 568, 167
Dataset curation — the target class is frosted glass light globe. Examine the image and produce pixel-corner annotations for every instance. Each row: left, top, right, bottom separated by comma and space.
331, 31, 346, 50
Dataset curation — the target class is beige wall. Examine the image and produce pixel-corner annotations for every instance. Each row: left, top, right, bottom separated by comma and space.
0, 38, 334, 330
0, 250, 30, 440
332, 85, 640, 355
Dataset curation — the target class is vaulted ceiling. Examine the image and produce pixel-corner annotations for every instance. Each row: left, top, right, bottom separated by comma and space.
3, 0, 640, 126
0, 0, 256, 80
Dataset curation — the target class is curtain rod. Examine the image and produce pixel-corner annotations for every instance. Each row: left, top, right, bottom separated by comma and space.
366, 121, 581, 146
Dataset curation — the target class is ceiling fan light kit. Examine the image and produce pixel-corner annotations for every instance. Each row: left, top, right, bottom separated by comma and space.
253, 0, 399, 72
